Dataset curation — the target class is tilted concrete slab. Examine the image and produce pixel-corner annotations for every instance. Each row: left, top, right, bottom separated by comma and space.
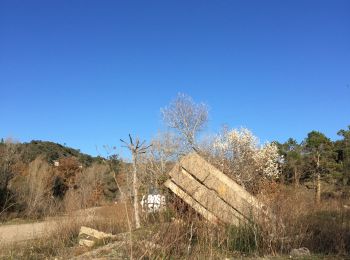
164, 152, 273, 225
164, 179, 219, 223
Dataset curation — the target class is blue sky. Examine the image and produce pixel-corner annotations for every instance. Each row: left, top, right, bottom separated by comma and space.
1, 0, 349, 157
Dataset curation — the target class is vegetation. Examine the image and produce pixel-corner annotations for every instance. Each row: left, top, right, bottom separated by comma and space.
276, 126, 350, 200
0, 140, 121, 220
18, 140, 100, 165
0, 94, 349, 259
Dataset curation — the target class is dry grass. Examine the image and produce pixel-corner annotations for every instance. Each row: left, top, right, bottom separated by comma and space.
261, 185, 350, 255
0, 203, 130, 260
1, 186, 350, 259
125, 187, 350, 259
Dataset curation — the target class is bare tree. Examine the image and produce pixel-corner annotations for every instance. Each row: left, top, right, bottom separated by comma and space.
147, 132, 182, 175
0, 139, 18, 215
121, 134, 151, 229
22, 157, 54, 217
161, 93, 208, 151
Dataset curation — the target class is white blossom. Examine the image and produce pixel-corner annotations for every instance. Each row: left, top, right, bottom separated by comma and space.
210, 127, 281, 191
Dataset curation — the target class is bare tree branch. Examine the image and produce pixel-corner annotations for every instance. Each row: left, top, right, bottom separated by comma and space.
121, 134, 150, 229
161, 93, 208, 151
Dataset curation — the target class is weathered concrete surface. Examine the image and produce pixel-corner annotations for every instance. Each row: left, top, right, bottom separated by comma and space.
79, 226, 117, 240
164, 179, 219, 223
79, 226, 118, 247
165, 152, 273, 225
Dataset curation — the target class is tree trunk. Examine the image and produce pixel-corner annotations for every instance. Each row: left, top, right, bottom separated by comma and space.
315, 153, 321, 204
293, 166, 300, 187
279, 169, 285, 185
315, 173, 321, 204
132, 153, 141, 229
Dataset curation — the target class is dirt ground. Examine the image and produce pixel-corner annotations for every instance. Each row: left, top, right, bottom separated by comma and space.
0, 220, 58, 245
0, 202, 131, 246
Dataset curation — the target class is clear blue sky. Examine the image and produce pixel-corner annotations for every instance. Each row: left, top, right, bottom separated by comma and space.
1, 0, 349, 156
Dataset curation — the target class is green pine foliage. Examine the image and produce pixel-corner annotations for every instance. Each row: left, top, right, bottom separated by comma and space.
19, 140, 96, 166
276, 126, 350, 189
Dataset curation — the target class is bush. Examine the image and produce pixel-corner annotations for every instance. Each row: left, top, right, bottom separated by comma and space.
226, 224, 260, 254
303, 210, 350, 254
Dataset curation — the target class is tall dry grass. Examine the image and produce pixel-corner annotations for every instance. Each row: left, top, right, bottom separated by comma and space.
0, 207, 128, 260
127, 185, 350, 259
1, 186, 349, 259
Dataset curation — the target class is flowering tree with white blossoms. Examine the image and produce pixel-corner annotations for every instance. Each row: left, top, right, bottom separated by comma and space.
208, 127, 281, 193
